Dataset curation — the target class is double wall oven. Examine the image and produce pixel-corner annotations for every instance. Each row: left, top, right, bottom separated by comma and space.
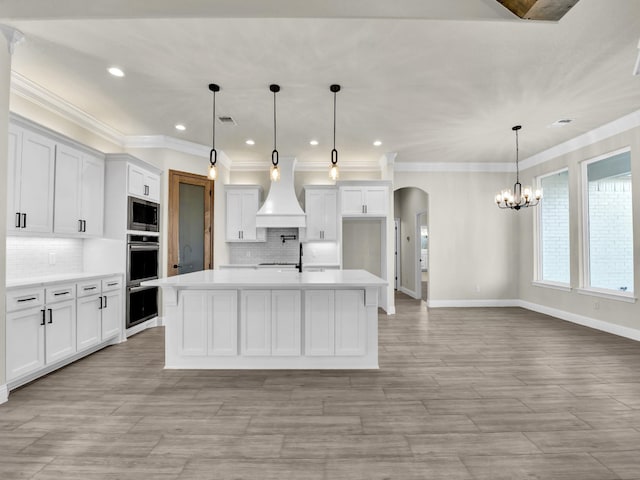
126, 198, 160, 329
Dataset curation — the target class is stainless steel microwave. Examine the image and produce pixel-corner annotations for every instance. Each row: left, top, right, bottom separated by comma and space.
127, 196, 159, 232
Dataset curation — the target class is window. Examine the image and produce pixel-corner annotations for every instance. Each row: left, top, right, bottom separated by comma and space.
537, 169, 570, 285
583, 149, 634, 294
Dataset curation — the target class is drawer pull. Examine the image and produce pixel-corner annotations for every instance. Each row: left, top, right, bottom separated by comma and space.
17, 296, 37, 303
84, 286, 97, 291
54, 291, 70, 296
107, 282, 118, 287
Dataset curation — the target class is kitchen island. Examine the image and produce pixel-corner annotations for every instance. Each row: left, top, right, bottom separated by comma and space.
143, 269, 386, 369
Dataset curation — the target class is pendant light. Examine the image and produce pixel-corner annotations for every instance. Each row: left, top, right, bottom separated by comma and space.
269, 84, 281, 182
329, 84, 341, 180
495, 125, 542, 210
208, 83, 220, 180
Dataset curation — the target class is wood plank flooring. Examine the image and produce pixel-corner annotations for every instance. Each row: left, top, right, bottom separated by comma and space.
2, 292, 640, 479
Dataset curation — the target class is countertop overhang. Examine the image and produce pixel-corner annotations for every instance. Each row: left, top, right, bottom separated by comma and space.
142, 269, 387, 290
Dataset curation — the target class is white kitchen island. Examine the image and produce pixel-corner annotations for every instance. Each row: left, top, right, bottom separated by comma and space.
143, 269, 387, 369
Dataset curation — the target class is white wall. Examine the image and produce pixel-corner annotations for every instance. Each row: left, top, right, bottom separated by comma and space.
394, 171, 520, 303
519, 125, 640, 332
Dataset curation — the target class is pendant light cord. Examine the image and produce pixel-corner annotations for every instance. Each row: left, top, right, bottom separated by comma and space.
333, 90, 337, 150
515, 127, 519, 183
273, 90, 277, 152
212, 90, 216, 151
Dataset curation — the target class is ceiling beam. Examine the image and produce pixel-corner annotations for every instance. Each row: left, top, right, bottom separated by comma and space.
496, 0, 580, 21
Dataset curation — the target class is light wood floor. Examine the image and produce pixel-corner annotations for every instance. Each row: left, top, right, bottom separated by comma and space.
2, 292, 640, 479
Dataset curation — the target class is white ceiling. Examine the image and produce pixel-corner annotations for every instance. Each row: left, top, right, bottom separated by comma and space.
2, 0, 640, 168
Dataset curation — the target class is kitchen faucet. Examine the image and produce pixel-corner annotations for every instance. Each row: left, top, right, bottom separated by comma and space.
297, 243, 303, 273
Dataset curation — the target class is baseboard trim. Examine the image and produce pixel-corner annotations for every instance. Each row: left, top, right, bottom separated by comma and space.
428, 299, 520, 308
399, 286, 420, 300
0, 384, 8, 404
126, 316, 162, 338
519, 300, 640, 342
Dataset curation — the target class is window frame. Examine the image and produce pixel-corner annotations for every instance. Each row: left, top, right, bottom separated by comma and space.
580, 146, 635, 301
534, 167, 571, 290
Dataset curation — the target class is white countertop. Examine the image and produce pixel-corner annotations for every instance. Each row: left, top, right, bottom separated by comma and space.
142, 269, 386, 289
7, 272, 124, 290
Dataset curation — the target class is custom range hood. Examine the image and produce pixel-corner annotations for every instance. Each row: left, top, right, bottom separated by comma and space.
255, 157, 306, 228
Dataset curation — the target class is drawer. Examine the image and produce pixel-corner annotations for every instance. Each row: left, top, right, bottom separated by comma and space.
6, 287, 45, 312
77, 279, 101, 297
102, 276, 122, 292
45, 283, 76, 304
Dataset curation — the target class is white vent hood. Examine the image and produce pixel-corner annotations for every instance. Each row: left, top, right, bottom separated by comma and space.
255, 157, 306, 228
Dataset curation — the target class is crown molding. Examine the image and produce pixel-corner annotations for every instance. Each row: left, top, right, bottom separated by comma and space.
122, 134, 231, 168
10, 71, 125, 146
0, 25, 24, 54
519, 108, 640, 171
394, 162, 515, 173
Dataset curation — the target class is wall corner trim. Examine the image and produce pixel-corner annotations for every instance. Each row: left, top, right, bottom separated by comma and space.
0, 384, 8, 404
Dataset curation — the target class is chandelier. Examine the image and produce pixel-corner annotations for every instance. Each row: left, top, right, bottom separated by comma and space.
495, 125, 542, 210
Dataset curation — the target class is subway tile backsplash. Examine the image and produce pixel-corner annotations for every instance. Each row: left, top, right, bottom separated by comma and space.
229, 228, 300, 264
6, 236, 84, 279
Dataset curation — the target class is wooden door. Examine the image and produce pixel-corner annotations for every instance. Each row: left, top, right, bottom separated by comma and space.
168, 170, 214, 276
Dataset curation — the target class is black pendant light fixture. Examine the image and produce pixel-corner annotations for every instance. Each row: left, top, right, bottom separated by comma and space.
329, 84, 341, 180
495, 125, 542, 210
269, 84, 281, 182
208, 83, 220, 180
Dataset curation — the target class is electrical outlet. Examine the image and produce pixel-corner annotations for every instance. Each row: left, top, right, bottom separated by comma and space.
49, 252, 56, 265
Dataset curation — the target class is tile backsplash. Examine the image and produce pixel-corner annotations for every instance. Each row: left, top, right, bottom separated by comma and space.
229, 228, 300, 264
6, 236, 84, 279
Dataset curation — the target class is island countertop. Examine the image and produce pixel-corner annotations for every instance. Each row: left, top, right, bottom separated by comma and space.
142, 269, 387, 289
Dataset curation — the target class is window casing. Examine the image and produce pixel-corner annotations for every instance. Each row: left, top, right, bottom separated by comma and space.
582, 148, 634, 295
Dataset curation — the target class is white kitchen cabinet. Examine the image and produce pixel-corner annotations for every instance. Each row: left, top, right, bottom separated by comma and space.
6, 306, 46, 381
225, 186, 265, 242
179, 290, 238, 357
76, 294, 102, 351
241, 290, 271, 355
54, 144, 104, 236
102, 289, 123, 340
128, 164, 160, 202
340, 185, 388, 216
304, 290, 335, 356
7, 124, 56, 233
305, 187, 337, 241
271, 290, 301, 356
45, 300, 77, 364
334, 290, 367, 355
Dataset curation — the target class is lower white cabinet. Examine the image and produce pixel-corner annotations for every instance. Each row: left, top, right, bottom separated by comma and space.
77, 294, 102, 351
45, 300, 77, 364
180, 290, 238, 356
271, 290, 301, 356
76, 277, 122, 352
305, 290, 366, 356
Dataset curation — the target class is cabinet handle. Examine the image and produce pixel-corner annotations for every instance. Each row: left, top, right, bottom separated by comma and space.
22, 213, 26, 228
54, 291, 70, 296
78, 219, 83, 232
15, 212, 21, 228
41, 309, 46, 326
17, 296, 37, 303
99, 296, 103, 310
47, 308, 53, 324
104, 295, 108, 308
365, 205, 368, 214
107, 282, 118, 287
84, 286, 97, 291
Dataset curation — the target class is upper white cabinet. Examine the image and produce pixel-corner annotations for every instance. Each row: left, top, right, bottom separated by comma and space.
340, 185, 389, 216
7, 124, 56, 234
305, 187, 337, 241
128, 164, 160, 202
54, 145, 104, 236
225, 185, 265, 242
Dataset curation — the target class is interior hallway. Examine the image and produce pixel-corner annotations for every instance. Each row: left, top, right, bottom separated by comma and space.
1, 292, 639, 479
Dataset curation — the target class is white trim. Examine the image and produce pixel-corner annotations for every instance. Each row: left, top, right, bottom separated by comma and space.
575, 288, 636, 303
427, 299, 519, 308
0, 384, 8, 404
11, 71, 126, 146
122, 135, 232, 168
399, 285, 420, 300
519, 109, 640, 171
0, 25, 24, 54
395, 162, 515, 173
125, 316, 161, 338
531, 281, 572, 292
519, 300, 640, 342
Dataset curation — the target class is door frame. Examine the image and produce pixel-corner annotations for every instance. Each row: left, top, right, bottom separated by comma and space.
168, 170, 214, 277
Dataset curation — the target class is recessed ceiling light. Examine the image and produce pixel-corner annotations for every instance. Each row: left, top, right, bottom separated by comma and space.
309, 140, 319, 146
107, 66, 125, 77
174, 124, 186, 131
373, 140, 382, 147
245, 139, 255, 145
550, 119, 573, 127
